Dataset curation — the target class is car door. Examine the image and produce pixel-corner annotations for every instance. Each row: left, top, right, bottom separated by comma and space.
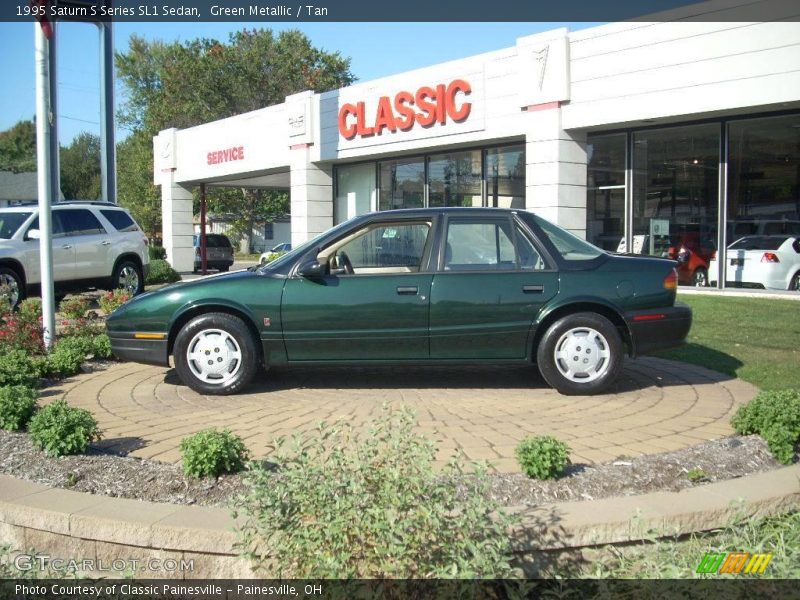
281, 218, 434, 361
23, 212, 76, 283
429, 215, 558, 360
59, 209, 112, 280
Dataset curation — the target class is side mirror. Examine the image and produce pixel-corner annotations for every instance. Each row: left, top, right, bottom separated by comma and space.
27, 229, 41, 240
297, 259, 324, 279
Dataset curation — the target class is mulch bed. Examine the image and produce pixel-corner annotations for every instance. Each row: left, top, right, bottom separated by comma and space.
0, 429, 785, 509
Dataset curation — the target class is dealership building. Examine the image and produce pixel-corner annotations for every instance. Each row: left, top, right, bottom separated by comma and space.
154, 2, 800, 288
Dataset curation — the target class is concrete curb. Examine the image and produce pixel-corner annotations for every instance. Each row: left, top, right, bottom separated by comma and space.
1, 465, 798, 576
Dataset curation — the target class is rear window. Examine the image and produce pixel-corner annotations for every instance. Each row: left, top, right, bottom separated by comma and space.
529, 214, 604, 261
100, 209, 138, 232
729, 236, 789, 251
195, 234, 232, 248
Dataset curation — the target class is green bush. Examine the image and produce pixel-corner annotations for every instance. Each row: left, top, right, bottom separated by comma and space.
44, 342, 87, 377
0, 350, 43, 387
97, 289, 131, 315
234, 406, 516, 578
145, 259, 182, 285
0, 385, 38, 431
148, 245, 167, 261
58, 296, 90, 320
180, 429, 249, 478
260, 251, 286, 264
731, 389, 800, 464
515, 435, 571, 480
28, 400, 101, 457
92, 333, 113, 359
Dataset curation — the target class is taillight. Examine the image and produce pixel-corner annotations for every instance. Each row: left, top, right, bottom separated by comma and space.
663, 269, 678, 290
762, 252, 780, 263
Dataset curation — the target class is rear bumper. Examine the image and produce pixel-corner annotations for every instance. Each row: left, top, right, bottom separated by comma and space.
108, 332, 169, 367
625, 303, 692, 357
193, 259, 234, 269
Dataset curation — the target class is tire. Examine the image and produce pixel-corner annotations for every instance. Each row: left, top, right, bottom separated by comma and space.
220, 265, 230, 272
173, 312, 259, 395
113, 260, 144, 296
790, 271, 800, 292
0, 266, 25, 310
692, 267, 708, 287
536, 312, 624, 396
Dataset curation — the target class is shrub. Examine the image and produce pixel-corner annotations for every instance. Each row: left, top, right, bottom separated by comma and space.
0, 350, 43, 387
97, 289, 131, 315
28, 400, 101, 457
0, 298, 44, 355
260, 251, 286, 264
148, 245, 167, 261
145, 259, 182, 285
515, 435, 571, 480
180, 429, 249, 478
44, 342, 87, 377
731, 389, 800, 464
686, 467, 707, 483
234, 406, 516, 578
91, 333, 113, 359
0, 385, 38, 431
58, 296, 91, 320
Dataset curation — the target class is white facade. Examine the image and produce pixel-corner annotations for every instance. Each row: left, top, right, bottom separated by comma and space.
154, 0, 800, 274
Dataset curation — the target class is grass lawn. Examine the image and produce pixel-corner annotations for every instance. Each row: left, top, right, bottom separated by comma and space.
657, 295, 800, 391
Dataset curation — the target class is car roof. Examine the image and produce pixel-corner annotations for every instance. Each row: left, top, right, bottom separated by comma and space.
0, 201, 126, 212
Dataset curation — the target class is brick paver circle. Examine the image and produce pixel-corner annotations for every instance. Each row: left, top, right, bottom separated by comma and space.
48, 358, 757, 472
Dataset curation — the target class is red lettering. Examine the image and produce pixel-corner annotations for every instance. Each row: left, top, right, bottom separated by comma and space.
207, 152, 214, 165
355, 101, 375, 137
435, 84, 447, 125
394, 91, 415, 131
338, 103, 358, 139
205, 146, 246, 165
446, 79, 472, 122
374, 96, 397, 135
238, 146, 244, 160
415, 86, 437, 128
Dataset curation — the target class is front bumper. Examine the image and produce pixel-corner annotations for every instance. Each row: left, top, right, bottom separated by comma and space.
625, 303, 692, 357
108, 332, 169, 366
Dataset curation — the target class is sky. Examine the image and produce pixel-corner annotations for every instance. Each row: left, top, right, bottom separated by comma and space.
0, 21, 600, 145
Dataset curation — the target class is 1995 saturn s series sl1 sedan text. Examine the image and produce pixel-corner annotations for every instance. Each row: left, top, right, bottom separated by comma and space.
106, 208, 692, 396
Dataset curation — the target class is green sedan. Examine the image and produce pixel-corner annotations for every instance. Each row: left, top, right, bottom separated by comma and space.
106, 208, 691, 396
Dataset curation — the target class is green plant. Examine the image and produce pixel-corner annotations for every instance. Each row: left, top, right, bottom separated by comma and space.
44, 342, 87, 377
145, 259, 182, 285
58, 296, 91, 320
686, 467, 707, 483
180, 428, 249, 478
28, 400, 101, 457
515, 435, 571, 480
148, 245, 167, 261
731, 389, 800, 464
0, 350, 43, 387
91, 333, 113, 359
0, 298, 44, 355
234, 406, 516, 578
260, 251, 286, 264
0, 385, 38, 431
97, 289, 131, 314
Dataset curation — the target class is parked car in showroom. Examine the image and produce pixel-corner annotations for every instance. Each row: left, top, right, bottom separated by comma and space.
665, 232, 716, 287
709, 235, 800, 291
259, 242, 292, 265
0, 201, 149, 308
107, 208, 691, 396
192, 233, 234, 273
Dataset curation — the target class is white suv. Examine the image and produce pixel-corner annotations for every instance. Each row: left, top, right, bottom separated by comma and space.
0, 201, 150, 307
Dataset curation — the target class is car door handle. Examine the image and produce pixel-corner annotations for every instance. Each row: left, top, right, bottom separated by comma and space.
396, 286, 418, 295
100, 240, 111, 246
522, 285, 544, 294
61, 244, 73, 250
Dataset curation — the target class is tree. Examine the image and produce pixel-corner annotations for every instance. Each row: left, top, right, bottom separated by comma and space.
116, 129, 162, 241
60, 132, 101, 199
116, 28, 355, 250
0, 119, 37, 173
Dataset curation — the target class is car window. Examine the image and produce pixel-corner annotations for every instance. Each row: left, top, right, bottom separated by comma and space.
729, 236, 789, 251
515, 225, 547, 270
59, 209, 106, 236
100, 209, 138, 232
445, 220, 517, 271
28, 214, 67, 238
0, 212, 32, 239
333, 221, 431, 272
530, 214, 604, 261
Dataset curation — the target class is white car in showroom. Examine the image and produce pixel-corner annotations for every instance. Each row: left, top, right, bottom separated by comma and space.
709, 235, 800, 291
0, 201, 150, 307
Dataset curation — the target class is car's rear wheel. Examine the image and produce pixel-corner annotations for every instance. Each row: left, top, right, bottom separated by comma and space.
0, 267, 24, 309
173, 312, 259, 395
790, 271, 800, 292
537, 312, 624, 395
113, 260, 144, 296
692, 267, 708, 287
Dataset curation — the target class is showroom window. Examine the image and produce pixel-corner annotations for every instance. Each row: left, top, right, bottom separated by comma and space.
428, 150, 482, 208
586, 134, 626, 251
485, 144, 525, 208
335, 162, 376, 225
378, 157, 425, 211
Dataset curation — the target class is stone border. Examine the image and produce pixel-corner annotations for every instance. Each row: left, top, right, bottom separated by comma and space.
1, 466, 798, 577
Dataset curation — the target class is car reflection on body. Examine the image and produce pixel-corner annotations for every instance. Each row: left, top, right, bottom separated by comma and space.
709, 235, 800, 291
107, 208, 692, 396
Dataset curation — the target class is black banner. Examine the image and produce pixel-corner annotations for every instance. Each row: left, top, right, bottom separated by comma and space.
3, 0, 800, 23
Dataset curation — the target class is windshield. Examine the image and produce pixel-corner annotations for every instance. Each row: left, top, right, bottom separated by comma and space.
529, 214, 604, 261
258, 219, 360, 272
729, 235, 790, 251
0, 212, 32, 239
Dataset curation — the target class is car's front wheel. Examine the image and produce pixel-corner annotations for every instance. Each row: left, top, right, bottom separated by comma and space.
536, 312, 624, 395
113, 260, 144, 296
173, 312, 259, 395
